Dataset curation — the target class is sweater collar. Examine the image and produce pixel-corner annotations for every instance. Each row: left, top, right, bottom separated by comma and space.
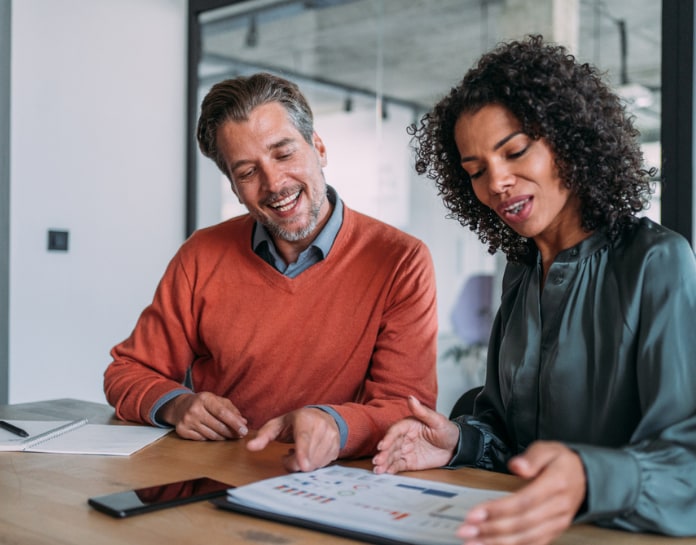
252, 185, 343, 261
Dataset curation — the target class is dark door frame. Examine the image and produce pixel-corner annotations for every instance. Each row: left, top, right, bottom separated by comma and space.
661, 0, 694, 244
186, 0, 247, 237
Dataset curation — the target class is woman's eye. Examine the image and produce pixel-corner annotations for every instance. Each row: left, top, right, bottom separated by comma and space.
508, 146, 528, 159
462, 162, 484, 180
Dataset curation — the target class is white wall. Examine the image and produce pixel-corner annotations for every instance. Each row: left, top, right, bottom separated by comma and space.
7, 0, 489, 413
1, 0, 10, 404
406, 160, 495, 415
9, 0, 188, 403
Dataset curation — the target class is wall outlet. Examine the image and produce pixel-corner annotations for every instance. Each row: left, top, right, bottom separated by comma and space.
47, 229, 69, 251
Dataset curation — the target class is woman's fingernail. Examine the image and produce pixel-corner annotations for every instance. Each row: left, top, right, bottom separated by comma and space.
466, 508, 488, 522
456, 524, 479, 538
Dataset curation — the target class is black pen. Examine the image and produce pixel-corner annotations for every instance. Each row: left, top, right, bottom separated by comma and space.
0, 420, 29, 438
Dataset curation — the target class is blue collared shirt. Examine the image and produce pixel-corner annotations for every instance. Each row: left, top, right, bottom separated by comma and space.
252, 185, 343, 278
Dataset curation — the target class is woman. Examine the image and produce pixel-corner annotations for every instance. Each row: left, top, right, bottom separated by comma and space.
372, 35, 696, 544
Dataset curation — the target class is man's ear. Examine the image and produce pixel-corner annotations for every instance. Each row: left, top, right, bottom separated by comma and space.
312, 132, 328, 167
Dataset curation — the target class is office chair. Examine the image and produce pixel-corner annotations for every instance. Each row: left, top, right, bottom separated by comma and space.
449, 385, 483, 419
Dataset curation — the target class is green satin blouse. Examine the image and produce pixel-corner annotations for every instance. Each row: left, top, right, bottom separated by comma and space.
451, 217, 696, 536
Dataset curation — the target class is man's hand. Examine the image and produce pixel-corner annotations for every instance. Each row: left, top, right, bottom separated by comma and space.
156, 392, 248, 441
246, 407, 340, 472
455, 441, 587, 545
372, 396, 460, 474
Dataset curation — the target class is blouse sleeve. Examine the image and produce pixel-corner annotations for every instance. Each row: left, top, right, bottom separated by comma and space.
449, 309, 516, 473
571, 233, 696, 536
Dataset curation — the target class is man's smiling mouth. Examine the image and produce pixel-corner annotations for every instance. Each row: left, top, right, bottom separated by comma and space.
269, 191, 301, 212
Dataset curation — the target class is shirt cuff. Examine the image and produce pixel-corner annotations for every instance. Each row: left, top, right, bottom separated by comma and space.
444, 418, 484, 468
307, 405, 348, 450
569, 443, 641, 522
150, 388, 192, 427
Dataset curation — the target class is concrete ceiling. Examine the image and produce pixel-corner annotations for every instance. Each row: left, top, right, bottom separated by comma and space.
199, 0, 661, 141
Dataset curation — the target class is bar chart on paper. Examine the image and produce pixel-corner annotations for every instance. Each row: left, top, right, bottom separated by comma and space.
222, 466, 510, 544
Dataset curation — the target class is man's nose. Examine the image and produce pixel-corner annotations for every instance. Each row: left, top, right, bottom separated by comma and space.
260, 163, 284, 192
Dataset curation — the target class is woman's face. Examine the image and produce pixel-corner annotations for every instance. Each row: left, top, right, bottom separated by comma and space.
454, 104, 585, 253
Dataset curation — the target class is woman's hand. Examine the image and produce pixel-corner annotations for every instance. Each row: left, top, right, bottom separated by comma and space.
456, 441, 587, 545
372, 396, 460, 474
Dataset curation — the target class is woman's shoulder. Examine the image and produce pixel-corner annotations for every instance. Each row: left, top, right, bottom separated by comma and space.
610, 218, 696, 292
617, 217, 694, 263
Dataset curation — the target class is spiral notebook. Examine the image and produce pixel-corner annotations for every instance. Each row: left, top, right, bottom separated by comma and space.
0, 419, 170, 455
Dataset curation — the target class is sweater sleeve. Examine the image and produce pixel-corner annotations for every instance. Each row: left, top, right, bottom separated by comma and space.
570, 234, 696, 536
330, 241, 439, 458
104, 249, 197, 425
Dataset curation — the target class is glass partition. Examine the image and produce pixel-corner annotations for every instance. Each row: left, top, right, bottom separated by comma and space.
190, 0, 662, 413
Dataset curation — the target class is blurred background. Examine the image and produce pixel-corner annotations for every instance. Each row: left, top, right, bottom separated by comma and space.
1, 1, 677, 416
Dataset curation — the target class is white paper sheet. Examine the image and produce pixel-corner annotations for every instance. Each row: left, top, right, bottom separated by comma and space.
226, 465, 510, 545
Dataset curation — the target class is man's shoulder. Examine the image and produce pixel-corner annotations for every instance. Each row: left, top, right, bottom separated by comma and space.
176, 215, 254, 264
344, 206, 423, 248
184, 214, 253, 246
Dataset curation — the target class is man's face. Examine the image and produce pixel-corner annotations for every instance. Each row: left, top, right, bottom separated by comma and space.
216, 102, 330, 246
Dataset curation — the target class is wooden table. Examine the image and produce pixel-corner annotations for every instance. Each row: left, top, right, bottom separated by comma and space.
1, 399, 693, 545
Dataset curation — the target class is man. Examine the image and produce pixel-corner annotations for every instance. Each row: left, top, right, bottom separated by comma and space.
104, 73, 438, 472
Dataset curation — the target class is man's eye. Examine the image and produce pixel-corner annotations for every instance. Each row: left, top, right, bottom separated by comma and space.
237, 168, 255, 181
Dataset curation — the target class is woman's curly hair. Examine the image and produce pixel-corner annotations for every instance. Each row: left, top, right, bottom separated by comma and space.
410, 35, 655, 262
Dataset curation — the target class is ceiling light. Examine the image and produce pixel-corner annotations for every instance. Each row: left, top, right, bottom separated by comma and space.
245, 15, 258, 47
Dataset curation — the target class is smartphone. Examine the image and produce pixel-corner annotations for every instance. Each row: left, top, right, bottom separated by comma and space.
88, 476, 233, 518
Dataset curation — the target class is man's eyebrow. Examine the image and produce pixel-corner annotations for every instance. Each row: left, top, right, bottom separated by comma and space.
460, 131, 525, 163
229, 137, 297, 172
268, 137, 295, 151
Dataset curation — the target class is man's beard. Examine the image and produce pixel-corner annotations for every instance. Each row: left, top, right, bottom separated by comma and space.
263, 185, 327, 242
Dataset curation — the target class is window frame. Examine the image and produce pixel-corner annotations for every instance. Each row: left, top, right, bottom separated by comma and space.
661, 0, 694, 244
186, 0, 694, 244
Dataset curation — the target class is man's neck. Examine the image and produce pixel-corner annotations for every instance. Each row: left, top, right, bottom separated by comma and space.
273, 197, 334, 265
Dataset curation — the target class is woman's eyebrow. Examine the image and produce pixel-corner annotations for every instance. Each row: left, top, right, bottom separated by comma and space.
460, 131, 524, 163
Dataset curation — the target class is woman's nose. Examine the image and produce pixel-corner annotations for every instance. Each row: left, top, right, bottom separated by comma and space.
487, 161, 514, 195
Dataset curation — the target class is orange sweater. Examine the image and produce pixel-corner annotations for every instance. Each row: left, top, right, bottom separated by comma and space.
105, 206, 438, 458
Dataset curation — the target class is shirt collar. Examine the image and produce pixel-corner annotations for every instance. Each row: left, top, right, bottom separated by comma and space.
252, 185, 343, 260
